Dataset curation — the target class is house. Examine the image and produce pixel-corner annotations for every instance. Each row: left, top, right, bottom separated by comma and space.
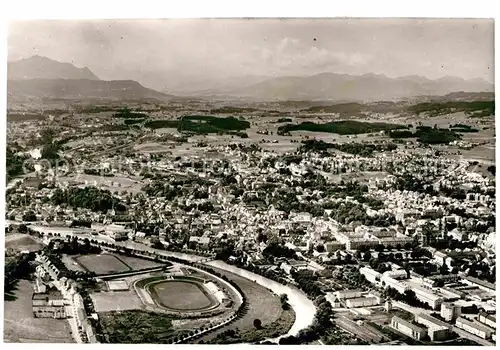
434, 251, 452, 267
325, 292, 342, 308
189, 236, 211, 249
32, 290, 66, 319
280, 259, 308, 274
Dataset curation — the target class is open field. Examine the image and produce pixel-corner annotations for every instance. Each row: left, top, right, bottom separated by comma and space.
198, 266, 283, 342
91, 289, 144, 313
4, 279, 74, 343
5, 234, 43, 252
149, 281, 214, 311
74, 254, 131, 275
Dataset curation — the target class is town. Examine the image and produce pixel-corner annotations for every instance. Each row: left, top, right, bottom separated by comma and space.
4, 18, 496, 346
5, 94, 496, 345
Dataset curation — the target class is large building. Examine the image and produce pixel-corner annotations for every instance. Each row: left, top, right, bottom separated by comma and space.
32, 290, 66, 319
455, 317, 494, 340
441, 302, 461, 322
334, 289, 363, 300
415, 313, 451, 341
478, 312, 496, 329
412, 286, 444, 310
359, 266, 382, 284
345, 296, 379, 308
391, 316, 427, 340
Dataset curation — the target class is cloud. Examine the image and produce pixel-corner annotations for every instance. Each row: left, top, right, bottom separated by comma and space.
254, 41, 372, 75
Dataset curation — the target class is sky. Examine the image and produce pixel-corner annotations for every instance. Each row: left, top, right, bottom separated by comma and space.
7, 19, 495, 91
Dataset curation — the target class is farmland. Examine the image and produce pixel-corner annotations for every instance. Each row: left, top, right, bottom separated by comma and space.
74, 254, 131, 275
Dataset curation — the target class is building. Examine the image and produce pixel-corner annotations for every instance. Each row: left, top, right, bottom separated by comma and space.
360, 266, 382, 284
415, 313, 451, 341
189, 236, 211, 249
369, 291, 384, 304
441, 303, 461, 322
381, 274, 409, 294
325, 241, 345, 252
455, 317, 494, 340
325, 293, 341, 308
335, 289, 363, 300
384, 299, 392, 312
412, 286, 444, 310
391, 316, 428, 340
478, 312, 496, 329
32, 290, 66, 319
345, 296, 379, 308
464, 276, 495, 293
280, 260, 309, 274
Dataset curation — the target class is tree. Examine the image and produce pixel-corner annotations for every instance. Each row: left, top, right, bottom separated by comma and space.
363, 251, 372, 262
83, 238, 91, 253
316, 244, 325, 253
253, 318, 262, 329
280, 294, 290, 310
358, 245, 370, 253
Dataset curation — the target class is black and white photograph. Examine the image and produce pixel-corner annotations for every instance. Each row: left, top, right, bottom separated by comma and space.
3, 10, 496, 347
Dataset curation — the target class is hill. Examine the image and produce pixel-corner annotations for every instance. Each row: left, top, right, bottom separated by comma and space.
8, 55, 100, 80
7, 79, 174, 101
195, 72, 493, 101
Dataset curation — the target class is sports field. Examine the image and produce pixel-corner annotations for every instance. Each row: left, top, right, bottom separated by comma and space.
149, 281, 214, 311
74, 254, 131, 275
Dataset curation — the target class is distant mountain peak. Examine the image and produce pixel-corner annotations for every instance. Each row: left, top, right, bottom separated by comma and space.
208, 72, 494, 102
8, 55, 100, 81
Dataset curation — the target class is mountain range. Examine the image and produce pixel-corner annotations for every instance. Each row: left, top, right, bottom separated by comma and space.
8, 55, 100, 80
7, 56, 174, 101
172, 72, 493, 101
7, 56, 494, 102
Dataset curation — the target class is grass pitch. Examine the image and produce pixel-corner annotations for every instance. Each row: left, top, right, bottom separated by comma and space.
148, 280, 214, 311
74, 254, 131, 275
